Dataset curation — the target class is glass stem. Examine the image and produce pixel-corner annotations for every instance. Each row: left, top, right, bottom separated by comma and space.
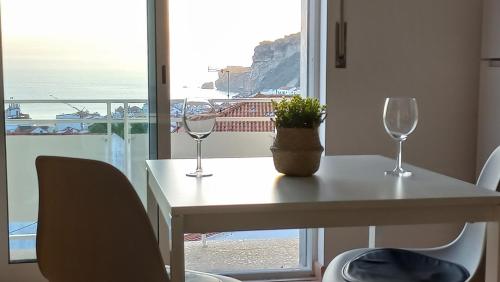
396, 140, 403, 171
196, 139, 202, 172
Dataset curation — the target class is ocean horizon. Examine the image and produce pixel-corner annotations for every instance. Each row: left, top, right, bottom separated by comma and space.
3, 69, 236, 120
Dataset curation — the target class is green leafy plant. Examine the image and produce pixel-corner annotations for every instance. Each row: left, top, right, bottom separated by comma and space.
272, 96, 326, 128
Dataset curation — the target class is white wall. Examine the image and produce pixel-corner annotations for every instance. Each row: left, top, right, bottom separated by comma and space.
172, 132, 273, 159
322, 0, 483, 266
477, 61, 500, 173
477, 0, 500, 173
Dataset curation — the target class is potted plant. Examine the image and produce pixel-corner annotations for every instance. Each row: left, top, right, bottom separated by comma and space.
271, 96, 326, 176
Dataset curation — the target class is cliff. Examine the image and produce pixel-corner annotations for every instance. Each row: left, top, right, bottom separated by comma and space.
201, 81, 214, 89
214, 66, 251, 94
213, 33, 300, 96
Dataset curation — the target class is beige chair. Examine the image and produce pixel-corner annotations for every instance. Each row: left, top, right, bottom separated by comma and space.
36, 156, 239, 282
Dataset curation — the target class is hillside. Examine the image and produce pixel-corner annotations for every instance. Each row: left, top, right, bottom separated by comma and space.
212, 33, 300, 96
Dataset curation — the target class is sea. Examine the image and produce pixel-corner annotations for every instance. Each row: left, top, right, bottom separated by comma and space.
3, 69, 236, 120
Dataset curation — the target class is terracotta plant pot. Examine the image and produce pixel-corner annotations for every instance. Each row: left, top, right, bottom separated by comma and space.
270, 127, 324, 176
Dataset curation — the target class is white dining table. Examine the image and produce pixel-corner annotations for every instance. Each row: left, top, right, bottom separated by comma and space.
146, 155, 500, 282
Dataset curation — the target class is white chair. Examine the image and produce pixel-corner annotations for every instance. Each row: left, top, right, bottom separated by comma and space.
323, 146, 500, 282
36, 156, 240, 282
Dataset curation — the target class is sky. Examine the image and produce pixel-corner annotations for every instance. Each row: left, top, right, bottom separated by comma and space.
1, 0, 301, 89
169, 0, 301, 87
1, 0, 148, 72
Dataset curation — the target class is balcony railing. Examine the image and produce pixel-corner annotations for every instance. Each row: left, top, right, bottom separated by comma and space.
5, 98, 280, 262
5, 98, 278, 129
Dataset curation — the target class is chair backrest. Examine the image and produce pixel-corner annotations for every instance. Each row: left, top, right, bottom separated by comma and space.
35, 156, 169, 282
477, 146, 500, 191
445, 146, 500, 278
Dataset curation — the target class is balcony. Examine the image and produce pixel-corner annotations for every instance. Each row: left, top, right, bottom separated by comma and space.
5, 98, 304, 274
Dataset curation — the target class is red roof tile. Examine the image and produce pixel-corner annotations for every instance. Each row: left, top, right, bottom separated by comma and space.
214, 101, 275, 132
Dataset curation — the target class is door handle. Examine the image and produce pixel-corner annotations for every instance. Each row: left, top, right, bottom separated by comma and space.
335, 0, 347, 68
488, 59, 500, 68
161, 65, 167, 84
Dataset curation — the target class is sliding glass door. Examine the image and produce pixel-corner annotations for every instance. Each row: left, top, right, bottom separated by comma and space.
0, 0, 158, 278
167, 0, 315, 279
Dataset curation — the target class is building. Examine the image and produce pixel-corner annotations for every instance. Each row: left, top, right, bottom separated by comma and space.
215, 101, 275, 132
5, 102, 30, 119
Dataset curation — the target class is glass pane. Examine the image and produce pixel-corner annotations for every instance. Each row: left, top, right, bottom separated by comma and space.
1, 0, 148, 261
169, 0, 305, 273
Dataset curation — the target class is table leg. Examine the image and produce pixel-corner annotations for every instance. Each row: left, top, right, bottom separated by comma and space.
159, 212, 171, 264
171, 215, 185, 282
486, 211, 500, 282
147, 180, 159, 240
147, 173, 171, 263
368, 226, 376, 248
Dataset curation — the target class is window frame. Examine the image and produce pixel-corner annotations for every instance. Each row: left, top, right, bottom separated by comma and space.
0, 0, 162, 279
0, 7, 46, 281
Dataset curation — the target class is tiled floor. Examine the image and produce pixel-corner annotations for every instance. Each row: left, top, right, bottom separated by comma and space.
185, 238, 300, 273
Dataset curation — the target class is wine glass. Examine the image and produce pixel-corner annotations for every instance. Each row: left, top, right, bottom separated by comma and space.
183, 97, 217, 177
383, 97, 418, 177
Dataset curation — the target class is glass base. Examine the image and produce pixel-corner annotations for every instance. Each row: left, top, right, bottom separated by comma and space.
385, 169, 412, 177
186, 171, 213, 177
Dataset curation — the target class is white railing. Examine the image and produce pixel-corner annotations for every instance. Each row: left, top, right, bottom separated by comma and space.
5, 98, 277, 122
5, 99, 150, 181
